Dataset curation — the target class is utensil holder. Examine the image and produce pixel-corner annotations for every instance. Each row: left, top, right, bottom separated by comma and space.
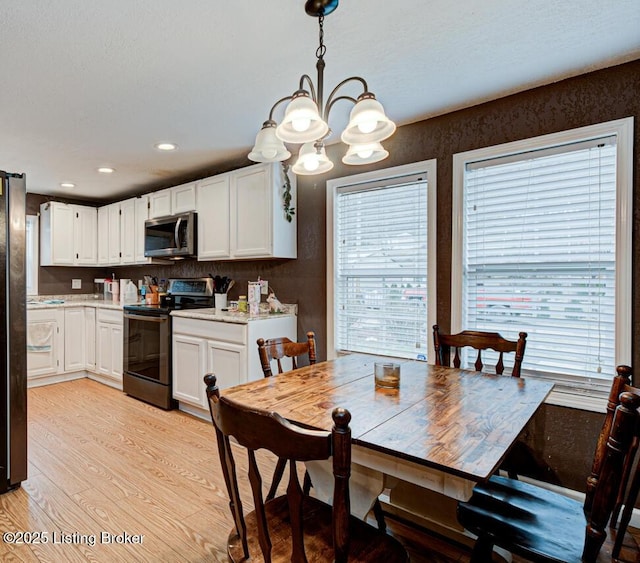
215, 293, 227, 310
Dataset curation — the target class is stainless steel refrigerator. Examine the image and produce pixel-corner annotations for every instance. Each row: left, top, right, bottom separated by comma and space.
0, 171, 27, 494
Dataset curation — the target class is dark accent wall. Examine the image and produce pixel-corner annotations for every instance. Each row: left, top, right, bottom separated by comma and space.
32, 59, 639, 491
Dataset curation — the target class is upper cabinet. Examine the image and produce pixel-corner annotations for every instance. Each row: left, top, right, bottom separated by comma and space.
40, 202, 97, 266
197, 163, 296, 261
149, 182, 196, 219
197, 173, 231, 260
41, 164, 295, 268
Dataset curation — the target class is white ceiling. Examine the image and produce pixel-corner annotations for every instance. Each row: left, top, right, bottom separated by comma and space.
1, 1, 639, 201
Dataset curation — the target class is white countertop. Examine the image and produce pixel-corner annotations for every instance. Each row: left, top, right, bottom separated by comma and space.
27, 298, 123, 310
170, 307, 296, 324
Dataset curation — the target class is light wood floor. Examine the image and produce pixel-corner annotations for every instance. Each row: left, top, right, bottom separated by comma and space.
1, 378, 638, 562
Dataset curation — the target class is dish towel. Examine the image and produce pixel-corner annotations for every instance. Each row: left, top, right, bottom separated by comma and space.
27, 321, 54, 352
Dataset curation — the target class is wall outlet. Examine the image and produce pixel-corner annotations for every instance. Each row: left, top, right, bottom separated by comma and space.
259, 280, 269, 295
72, 279, 81, 290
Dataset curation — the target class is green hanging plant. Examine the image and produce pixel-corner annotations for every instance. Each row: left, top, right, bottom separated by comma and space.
282, 163, 295, 223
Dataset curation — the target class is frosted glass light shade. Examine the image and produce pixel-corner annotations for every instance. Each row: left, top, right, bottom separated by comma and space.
342, 142, 389, 165
292, 142, 334, 175
276, 92, 329, 144
248, 122, 291, 163
341, 95, 396, 144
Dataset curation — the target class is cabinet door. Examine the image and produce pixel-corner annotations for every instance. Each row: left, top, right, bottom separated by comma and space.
97, 206, 110, 265
150, 189, 172, 218
64, 308, 85, 371
27, 310, 63, 378
172, 182, 197, 213
111, 324, 123, 380
74, 206, 98, 265
120, 198, 136, 264
85, 307, 96, 371
96, 322, 112, 376
206, 340, 246, 390
172, 334, 207, 408
231, 164, 272, 258
197, 174, 231, 260
108, 203, 122, 264
134, 196, 150, 263
41, 202, 75, 265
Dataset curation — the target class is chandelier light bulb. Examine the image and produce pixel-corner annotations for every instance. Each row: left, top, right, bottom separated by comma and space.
292, 117, 312, 132
304, 158, 320, 172
357, 120, 377, 135
357, 148, 374, 159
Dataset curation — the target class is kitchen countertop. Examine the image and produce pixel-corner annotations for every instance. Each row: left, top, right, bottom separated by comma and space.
171, 304, 297, 324
27, 297, 124, 310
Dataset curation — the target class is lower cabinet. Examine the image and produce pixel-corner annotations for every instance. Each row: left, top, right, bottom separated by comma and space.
95, 308, 123, 386
27, 305, 124, 388
27, 308, 64, 382
64, 307, 86, 371
172, 315, 295, 415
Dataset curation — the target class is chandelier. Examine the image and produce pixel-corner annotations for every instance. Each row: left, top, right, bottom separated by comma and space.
248, 0, 396, 175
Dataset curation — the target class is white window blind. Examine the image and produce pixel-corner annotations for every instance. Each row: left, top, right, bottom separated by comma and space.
335, 177, 428, 358
463, 137, 617, 380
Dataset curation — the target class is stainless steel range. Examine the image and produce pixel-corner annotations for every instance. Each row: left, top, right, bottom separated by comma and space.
123, 277, 214, 409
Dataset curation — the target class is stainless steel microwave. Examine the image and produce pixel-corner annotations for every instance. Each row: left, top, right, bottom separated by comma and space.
144, 211, 197, 259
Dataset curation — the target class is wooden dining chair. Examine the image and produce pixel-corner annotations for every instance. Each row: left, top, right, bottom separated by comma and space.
433, 324, 527, 377
257, 331, 317, 378
457, 366, 640, 563
257, 331, 317, 501
593, 365, 640, 560
204, 374, 409, 563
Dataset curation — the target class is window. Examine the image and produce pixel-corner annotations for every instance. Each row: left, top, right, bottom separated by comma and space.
452, 118, 633, 410
26, 215, 39, 296
327, 160, 437, 361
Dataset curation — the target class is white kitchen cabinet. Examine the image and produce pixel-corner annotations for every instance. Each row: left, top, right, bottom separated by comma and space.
196, 163, 296, 262
27, 308, 64, 381
120, 198, 136, 264
196, 173, 231, 260
172, 314, 295, 415
95, 308, 123, 386
230, 163, 296, 259
64, 307, 85, 372
149, 182, 196, 219
107, 203, 122, 264
40, 202, 98, 266
172, 182, 197, 214
134, 195, 150, 263
97, 206, 110, 265
149, 188, 172, 219
85, 307, 96, 371
172, 333, 207, 408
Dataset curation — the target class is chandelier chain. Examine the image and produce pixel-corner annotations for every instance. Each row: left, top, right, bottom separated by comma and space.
316, 15, 326, 60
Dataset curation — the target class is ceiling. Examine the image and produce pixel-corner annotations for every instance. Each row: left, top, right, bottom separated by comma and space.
2, 1, 639, 202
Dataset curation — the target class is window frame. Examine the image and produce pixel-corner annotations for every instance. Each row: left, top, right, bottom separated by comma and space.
327, 160, 438, 361
451, 118, 634, 412
26, 214, 39, 296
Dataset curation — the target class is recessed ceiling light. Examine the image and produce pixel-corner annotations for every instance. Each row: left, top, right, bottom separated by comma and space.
98, 167, 115, 174
154, 142, 178, 151
60, 182, 75, 189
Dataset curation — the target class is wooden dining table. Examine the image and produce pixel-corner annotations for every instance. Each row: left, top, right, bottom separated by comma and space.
222, 352, 554, 535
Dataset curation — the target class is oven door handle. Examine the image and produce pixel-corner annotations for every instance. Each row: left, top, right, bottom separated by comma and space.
124, 313, 168, 322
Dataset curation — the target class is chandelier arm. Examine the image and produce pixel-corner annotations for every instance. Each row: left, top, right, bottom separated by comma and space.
323, 76, 369, 119
267, 96, 294, 121
298, 74, 318, 103
323, 95, 358, 121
